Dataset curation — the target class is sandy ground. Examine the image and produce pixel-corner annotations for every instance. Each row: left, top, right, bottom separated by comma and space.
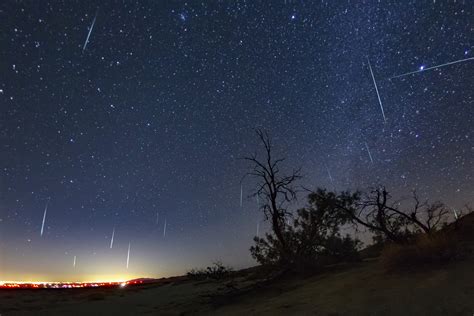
1, 255, 473, 316
213, 259, 474, 315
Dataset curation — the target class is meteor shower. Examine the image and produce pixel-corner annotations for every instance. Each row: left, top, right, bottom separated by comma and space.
1, 1, 473, 315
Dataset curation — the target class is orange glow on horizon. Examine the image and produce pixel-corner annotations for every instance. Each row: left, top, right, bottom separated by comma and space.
0, 278, 149, 289
0, 274, 145, 285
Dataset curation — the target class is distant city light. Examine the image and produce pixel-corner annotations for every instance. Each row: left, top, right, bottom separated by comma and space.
0, 280, 140, 289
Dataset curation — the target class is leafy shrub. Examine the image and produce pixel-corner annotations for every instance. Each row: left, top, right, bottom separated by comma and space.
187, 261, 233, 280
250, 234, 286, 267
250, 193, 361, 270
380, 233, 464, 271
322, 234, 362, 261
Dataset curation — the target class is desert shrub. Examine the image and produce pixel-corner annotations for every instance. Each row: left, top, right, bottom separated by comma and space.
250, 192, 361, 271
250, 233, 287, 267
187, 261, 233, 280
322, 234, 362, 261
380, 233, 464, 271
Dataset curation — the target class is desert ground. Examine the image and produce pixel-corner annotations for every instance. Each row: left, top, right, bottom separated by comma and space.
1, 256, 473, 315
2, 215, 474, 316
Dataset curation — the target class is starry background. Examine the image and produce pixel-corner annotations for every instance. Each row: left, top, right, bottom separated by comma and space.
0, 1, 472, 281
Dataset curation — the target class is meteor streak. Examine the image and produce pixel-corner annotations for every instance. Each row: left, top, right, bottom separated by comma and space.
325, 164, 334, 183
126, 242, 131, 269
82, 11, 98, 52
367, 58, 387, 123
40, 199, 49, 237
163, 219, 167, 237
110, 227, 115, 249
73, 256, 76, 268
390, 56, 474, 79
240, 184, 243, 207
256, 221, 260, 237
365, 142, 374, 163
452, 208, 459, 220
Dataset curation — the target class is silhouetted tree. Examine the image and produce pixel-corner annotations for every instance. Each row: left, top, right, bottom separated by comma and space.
244, 129, 301, 264
310, 187, 452, 245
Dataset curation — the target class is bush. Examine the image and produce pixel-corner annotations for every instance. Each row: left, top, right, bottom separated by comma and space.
323, 234, 362, 262
187, 261, 233, 280
250, 191, 361, 271
380, 233, 464, 271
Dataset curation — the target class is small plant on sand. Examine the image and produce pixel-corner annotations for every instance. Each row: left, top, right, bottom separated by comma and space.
187, 261, 233, 280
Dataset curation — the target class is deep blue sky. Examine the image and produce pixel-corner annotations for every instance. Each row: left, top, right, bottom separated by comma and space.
0, 0, 472, 281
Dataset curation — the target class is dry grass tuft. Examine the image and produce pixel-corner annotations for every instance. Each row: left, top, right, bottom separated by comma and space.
380, 233, 464, 271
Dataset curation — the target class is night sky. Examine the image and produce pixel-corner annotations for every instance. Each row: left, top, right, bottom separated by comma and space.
1, 1, 472, 282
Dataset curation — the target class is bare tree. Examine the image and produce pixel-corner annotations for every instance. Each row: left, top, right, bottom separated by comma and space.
244, 129, 301, 259
313, 187, 452, 245
362, 188, 450, 235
